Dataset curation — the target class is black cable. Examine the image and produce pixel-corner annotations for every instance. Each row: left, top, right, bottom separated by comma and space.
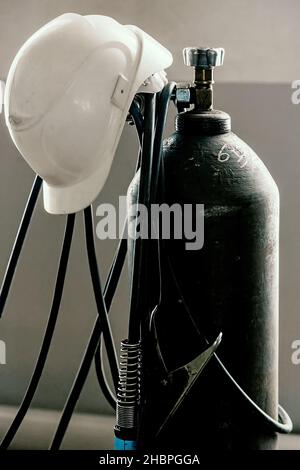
49, 320, 102, 450
150, 84, 177, 312
0, 175, 42, 318
49, 233, 127, 449
94, 230, 127, 410
127, 85, 175, 342
93, 99, 144, 399
50, 89, 174, 450
0, 213, 75, 449
84, 206, 119, 392
129, 98, 144, 144
150, 83, 176, 203
128, 93, 156, 343
50, 100, 144, 450
167, 258, 292, 434
94, 339, 116, 410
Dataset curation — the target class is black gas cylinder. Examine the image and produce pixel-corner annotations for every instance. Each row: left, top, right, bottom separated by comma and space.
127, 48, 281, 450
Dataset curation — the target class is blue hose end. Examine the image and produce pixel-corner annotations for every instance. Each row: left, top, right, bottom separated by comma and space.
114, 436, 136, 450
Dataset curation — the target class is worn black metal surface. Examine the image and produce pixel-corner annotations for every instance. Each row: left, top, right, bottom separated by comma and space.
128, 109, 279, 450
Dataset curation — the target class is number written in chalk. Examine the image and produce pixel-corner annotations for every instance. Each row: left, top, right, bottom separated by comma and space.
217, 144, 248, 168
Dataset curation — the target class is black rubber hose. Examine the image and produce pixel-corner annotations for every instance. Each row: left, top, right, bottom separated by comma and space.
84, 206, 119, 392
94, 339, 116, 410
91, 86, 175, 426
49, 320, 103, 450
50, 101, 144, 450
128, 93, 156, 343
129, 98, 144, 144
214, 356, 293, 434
0, 175, 43, 318
0, 213, 76, 449
93, 99, 144, 400
127, 85, 176, 342
167, 258, 293, 435
94, 230, 128, 410
150, 83, 176, 203
49, 233, 127, 449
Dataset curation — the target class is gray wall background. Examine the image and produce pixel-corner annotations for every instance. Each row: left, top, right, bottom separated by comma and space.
0, 0, 300, 431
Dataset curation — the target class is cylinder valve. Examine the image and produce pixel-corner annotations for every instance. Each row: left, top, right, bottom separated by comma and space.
177, 47, 224, 111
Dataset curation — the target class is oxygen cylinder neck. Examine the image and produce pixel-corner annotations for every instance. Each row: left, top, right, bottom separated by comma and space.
183, 47, 224, 111
193, 67, 214, 110
175, 47, 230, 135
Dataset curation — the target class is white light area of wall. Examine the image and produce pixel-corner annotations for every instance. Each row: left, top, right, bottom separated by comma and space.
0, 0, 299, 84
0, 81, 5, 114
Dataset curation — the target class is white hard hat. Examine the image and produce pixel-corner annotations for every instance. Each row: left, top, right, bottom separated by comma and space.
4, 13, 173, 214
